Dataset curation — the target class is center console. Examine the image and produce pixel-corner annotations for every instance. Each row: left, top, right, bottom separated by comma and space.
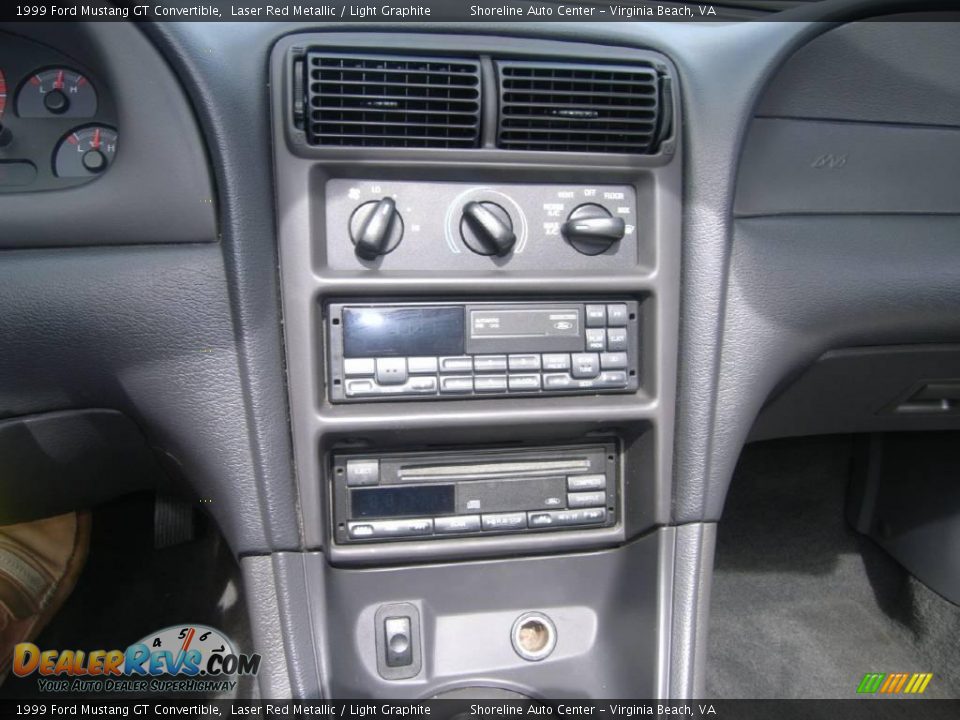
272, 32, 681, 698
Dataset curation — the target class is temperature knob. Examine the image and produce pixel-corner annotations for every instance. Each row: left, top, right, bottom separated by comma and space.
562, 204, 626, 256
349, 197, 404, 260
460, 201, 516, 256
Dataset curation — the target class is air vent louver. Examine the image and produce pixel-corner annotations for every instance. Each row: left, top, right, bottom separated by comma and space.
305, 53, 481, 148
496, 61, 664, 154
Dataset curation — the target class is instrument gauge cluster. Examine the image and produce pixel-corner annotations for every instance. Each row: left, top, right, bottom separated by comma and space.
0, 32, 118, 193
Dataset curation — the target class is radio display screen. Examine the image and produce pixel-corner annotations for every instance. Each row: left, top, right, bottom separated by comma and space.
351, 485, 455, 519
342, 306, 464, 358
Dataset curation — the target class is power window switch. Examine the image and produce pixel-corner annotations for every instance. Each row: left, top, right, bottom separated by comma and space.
375, 603, 420, 680
384, 616, 413, 668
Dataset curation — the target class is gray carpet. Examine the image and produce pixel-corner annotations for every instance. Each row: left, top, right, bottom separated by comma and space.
707, 436, 960, 699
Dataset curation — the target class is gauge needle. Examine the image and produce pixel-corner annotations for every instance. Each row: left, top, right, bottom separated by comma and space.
93, 128, 101, 149
55, 70, 64, 90
174, 626, 196, 672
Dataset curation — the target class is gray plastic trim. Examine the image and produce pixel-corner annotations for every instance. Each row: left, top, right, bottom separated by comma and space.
735, 118, 960, 216
272, 32, 682, 563
241, 555, 293, 700
668, 523, 716, 700
0, 408, 165, 524
751, 346, 960, 442
298, 532, 670, 699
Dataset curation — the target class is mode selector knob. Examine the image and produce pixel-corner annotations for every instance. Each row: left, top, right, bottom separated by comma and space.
350, 197, 404, 260
562, 204, 626, 256
460, 201, 516, 257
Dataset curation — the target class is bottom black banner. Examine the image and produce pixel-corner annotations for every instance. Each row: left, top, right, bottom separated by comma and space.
1, 700, 960, 720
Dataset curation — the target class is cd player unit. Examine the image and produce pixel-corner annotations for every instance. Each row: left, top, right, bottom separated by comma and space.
331, 443, 618, 544
326, 300, 640, 402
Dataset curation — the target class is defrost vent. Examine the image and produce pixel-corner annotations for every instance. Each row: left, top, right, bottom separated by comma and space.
301, 52, 482, 148
496, 60, 672, 154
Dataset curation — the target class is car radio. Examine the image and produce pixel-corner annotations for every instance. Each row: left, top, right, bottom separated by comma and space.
325, 300, 640, 402
331, 443, 618, 544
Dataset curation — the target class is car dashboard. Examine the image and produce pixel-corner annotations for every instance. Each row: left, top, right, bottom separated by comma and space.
1, 3, 959, 701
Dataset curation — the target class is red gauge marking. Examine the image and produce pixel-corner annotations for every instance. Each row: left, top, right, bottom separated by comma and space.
67, 133, 78, 145
180, 627, 196, 653
93, 127, 101, 149
77, 76, 87, 87
30, 76, 40, 86
0, 70, 6, 118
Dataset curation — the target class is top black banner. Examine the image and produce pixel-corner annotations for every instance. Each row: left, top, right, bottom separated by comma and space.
1, 0, 959, 24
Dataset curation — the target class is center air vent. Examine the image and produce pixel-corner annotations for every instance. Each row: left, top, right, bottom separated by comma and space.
496, 60, 667, 154
304, 53, 481, 148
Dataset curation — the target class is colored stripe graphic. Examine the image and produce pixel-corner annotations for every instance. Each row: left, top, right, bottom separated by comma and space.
857, 673, 886, 693
857, 672, 933, 694
905, 673, 934, 694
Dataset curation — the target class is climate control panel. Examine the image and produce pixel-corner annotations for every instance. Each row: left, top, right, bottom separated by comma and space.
324, 180, 639, 271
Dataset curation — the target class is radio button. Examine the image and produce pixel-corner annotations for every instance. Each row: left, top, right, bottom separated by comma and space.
474, 355, 508, 372
441, 376, 474, 393
586, 328, 607, 352
543, 373, 575, 390
345, 379, 378, 396
528, 512, 557, 528
346, 459, 380, 487
407, 356, 439, 374
344, 358, 376, 377
508, 354, 541, 371
568, 491, 606, 508
606, 328, 628, 352
585, 304, 607, 327
474, 375, 508, 393
600, 352, 628, 370
508, 374, 541, 392
440, 356, 473, 373
542, 353, 571, 371
606, 304, 629, 327
434, 515, 482, 534
597, 371, 628, 388
348, 518, 434, 539
568, 474, 606, 491
400, 377, 439, 394
571, 353, 600, 379
553, 508, 607, 526
481, 512, 528, 531
579, 507, 608, 523
376, 358, 408, 385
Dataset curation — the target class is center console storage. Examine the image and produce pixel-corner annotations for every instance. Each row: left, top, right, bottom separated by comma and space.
272, 31, 681, 698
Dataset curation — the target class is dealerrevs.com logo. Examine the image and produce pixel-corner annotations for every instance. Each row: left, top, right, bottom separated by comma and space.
12, 624, 260, 694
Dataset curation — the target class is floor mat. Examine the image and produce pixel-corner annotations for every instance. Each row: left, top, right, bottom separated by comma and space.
0, 493, 254, 699
707, 436, 960, 699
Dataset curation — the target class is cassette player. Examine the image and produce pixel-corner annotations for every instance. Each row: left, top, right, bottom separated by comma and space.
326, 300, 640, 402
331, 444, 618, 544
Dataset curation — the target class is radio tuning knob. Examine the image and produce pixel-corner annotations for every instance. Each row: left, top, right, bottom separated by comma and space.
349, 197, 404, 260
460, 201, 516, 257
562, 204, 626, 256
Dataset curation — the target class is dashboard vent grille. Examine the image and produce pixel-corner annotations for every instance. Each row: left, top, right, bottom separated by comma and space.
496, 61, 663, 154
305, 53, 481, 148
